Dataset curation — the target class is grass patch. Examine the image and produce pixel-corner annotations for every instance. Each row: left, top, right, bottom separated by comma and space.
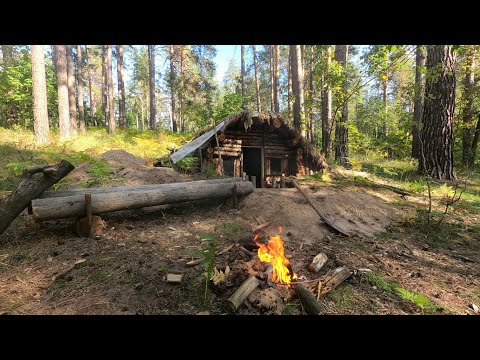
325, 283, 357, 311
215, 221, 242, 241
0, 127, 191, 192
365, 271, 441, 314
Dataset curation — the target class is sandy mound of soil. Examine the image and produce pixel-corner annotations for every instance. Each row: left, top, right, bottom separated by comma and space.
241, 187, 395, 242
65, 150, 181, 188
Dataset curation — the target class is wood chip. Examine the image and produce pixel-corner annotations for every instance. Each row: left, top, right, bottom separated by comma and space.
167, 226, 176, 231
166, 273, 183, 283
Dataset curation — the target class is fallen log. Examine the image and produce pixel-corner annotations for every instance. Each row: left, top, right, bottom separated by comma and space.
294, 283, 325, 315
291, 179, 351, 237
0, 160, 75, 235
41, 177, 243, 199
32, 180, 254, 221
227, 276, 260, 312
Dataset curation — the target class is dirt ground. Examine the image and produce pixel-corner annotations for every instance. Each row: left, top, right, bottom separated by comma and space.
1, 151, 479, 315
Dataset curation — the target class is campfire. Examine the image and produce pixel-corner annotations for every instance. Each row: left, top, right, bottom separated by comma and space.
254, 226, 297, 285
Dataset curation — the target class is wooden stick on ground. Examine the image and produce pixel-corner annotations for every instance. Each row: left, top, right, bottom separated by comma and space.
291, 179, 351, 237
0, 160, 75, 235
227, 276, 260, 312
252, 221, 272, 232
294, 283, 325, 315
52, 259, 86, 282
317, 266, 352, 299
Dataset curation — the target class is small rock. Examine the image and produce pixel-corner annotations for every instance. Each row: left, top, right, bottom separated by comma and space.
110, 227, 115, 231
196, 311, 210, 315
372, 286, 377, 290
134, 283, 144, 290
421, 244, 430, 251
468, 303, 479, 313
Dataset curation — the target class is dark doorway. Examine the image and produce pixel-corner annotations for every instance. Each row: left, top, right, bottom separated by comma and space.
243, 147, 262, 188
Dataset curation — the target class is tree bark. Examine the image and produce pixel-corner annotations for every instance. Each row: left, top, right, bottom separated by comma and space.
291, 45, 305, 136
168, 45, 177, 132
418, 45, 457, 180
116, 45, 127, 128
294, 284, 325, 315
76, 45, 86, 134
66, 45, 78, 136
334, 45, 349, 166
322, 46, 333, 158
179, 45, 185, 132
241, 45, 246, 102
31, 180, 254, 221
31, 45, 50, 143
54, 45, 71, 140
270, 45, 275, 112
40, 177, 245, 199
288, 48, 292, 114
227, 276, 259, 312
412, 45, 426, 159
461, 46, 477, 167
148, 45, 156, 131
106, 45, 116, 134
85, 45, 96, 126
101, 46, 108, 127
308, 45, 315, 142
252, 45, 261, 112
274, 45, 280, 113
0, 160, 75, 235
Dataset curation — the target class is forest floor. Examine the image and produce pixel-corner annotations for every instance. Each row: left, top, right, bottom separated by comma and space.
1, 142, 480, 315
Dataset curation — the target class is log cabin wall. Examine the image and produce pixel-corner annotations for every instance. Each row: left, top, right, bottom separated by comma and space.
200, 116, 322, 187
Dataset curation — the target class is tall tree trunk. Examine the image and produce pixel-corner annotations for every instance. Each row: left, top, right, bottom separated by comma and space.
288, 48, 292, 114
85, 45, 96, 126
106, 45, 116, 134
168, 45, 177, 132
31, 45, 50, 143
116, 45, 127, 128
54, 45, 71, 140
252, 45, 261, 112
66, 45, 78, 137
101, 46, 108, 127
418, 45, 457, 180
241, 45, 246, 103
270, 45, 275, 112
2, 45, 16, 128
461, 46, 477, 167
179, 45, 185, 132
148, 45, 156, 131
308, 46, 314, 142
334, 45, 349, 166
322, 46, 333, 158
291, 45, 305, 136
412, 45, 426, 159
382, 74, 388, 136
76, 45, 86, 134
274, 45, 280, 113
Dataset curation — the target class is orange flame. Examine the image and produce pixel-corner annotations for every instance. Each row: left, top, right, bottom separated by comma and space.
254, 227, 297, 285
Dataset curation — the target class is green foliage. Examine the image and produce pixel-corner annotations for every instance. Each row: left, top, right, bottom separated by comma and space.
325, 283, 356, 310
365, 271, 441, 313
197, 232, 218, 305
213, 92, 246, 121
174, 156, 199, 173
215, 221, 242, 241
